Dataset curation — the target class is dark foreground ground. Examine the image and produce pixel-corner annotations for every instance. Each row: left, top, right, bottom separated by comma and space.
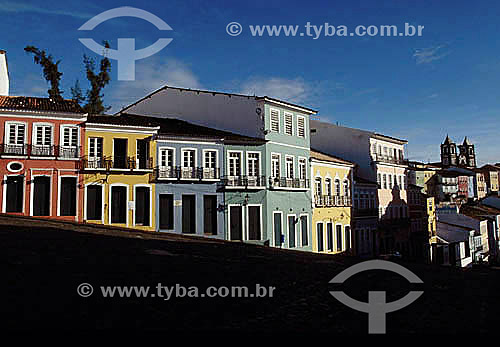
1, 214, 499, 333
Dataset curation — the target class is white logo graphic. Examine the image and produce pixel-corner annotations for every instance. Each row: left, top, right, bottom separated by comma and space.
78, 7, 173, 81
226, 22, 243, 36
329, 260, 424, 334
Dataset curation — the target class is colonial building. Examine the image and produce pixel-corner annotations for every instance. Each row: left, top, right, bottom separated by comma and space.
0, 96, 86, 221
310, 149, 354, 254
352, 175, 379, 257
80, 114, 159, 231
309, 121, 409, 255
121, 86, 317, 251
478, 164, 500, 194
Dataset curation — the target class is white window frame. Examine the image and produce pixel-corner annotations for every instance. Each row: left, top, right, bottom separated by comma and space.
158, 146, 176, 168
270, 108, 280, 133
57, 175, 79, 218
181, 148, 197, 168
32, 122, 54, 147
296, 116, 306, 138
88, 137, 103, 159
298, 157, 307, 180
203, 149, 218, 169
60, 125, 79, 148
246, 151, 261, 177
227, 150, 243, 177
284, 112, 293, 136
271, 152, 281, 178
245, 204, 263, 241
108, 183, 129, 226
285, 155, 294, 179
29, 174, 52, 217
5, 121, 27, 146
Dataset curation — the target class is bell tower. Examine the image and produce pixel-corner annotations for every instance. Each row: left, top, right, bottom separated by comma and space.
440, 135, 457, 167
458, 137, 476, 168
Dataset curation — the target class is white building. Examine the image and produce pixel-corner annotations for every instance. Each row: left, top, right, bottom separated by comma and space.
0, 50, 8, 96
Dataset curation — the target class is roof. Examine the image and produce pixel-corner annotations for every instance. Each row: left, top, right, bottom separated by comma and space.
463, 136, 472, 146
443, 135, 454, 145
119, 85, 317, 115
310, 148, 354, 166
436, 221, 471, 243
460, 204, 500, 220
480, 164, 500, 171
354, 176, 377, 186
0, 95, 83, 113
89, 113, 266, 144
372, 132, 407, 144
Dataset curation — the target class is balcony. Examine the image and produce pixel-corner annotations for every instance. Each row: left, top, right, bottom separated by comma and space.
220, 175, 266, 188
0, 144, 81, 159
80, 156, 153, 171
269, 177, 310, 189
152, 166, 221, 181
314, 194, 352, 207
372, 154, 408, 166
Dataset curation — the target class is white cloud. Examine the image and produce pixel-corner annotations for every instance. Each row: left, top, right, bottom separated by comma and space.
239, 77, 312, 104
108, 58, 202, 113
413, 44, 450, 65
0, 2, 95, 19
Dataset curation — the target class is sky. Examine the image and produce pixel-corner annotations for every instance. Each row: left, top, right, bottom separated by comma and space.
1, 0, 499, 165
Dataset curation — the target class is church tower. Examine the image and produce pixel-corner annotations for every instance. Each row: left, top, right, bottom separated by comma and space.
440, 135, 457, 167
458, 137, 476, 168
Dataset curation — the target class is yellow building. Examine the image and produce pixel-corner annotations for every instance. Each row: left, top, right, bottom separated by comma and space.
310, 150, 355, 254
80, 115, 159, 231
427, 197, 437, 244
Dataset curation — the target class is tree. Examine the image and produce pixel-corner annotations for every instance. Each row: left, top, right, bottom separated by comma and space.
70, 79, 85, 105
82, 41, 112, 114
24, 46, 63, 100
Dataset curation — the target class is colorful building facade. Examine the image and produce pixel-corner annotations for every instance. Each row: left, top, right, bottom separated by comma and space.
310, 149, 354, 254
0, 96, 86, 221
80, 115, 159, 231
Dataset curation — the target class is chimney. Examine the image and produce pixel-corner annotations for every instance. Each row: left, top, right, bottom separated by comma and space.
0, 50, 9, 96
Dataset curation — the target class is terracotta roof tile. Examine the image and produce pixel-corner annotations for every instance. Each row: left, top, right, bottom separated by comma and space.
0, 96, 83, 113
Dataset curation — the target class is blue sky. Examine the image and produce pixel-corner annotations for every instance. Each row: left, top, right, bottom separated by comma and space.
1, 0, 500, 164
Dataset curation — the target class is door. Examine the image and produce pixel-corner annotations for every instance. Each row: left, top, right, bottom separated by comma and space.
273, 213, 282, 247
247, 206, 261, 240
159, 194, 174, 230
113, 139, 128, 169
327, 223, 334, 251
288, 216, 296, 248
182, 195, 196, 234
33, 176, 50, 216
60, 177, 77, 216
229, 206, 243, 240
135, 187, 150, 226
86, 185, 102, 220
300, 215, 308, 247
203, 195, 217, 235
5, 175, 23, 213
137, 139, 149, 169
111, 186, 127, 224
317, 223, 324, 252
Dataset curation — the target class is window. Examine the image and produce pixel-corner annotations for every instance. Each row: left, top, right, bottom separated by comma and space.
285, 156, 294, 179
327, 223, 333, 251
62, 126, 78, 147
271, 154, 280, 178
89, 137, 103, 158
298, 158, 307, 179
60, 126, 78, 158
377, 173, 381, 187
345, 226, 351, 250
334, 179, 341, 196
159, 148, 174, 167
284, 113, 293, 135
315, 178, 322, 197
297, 116, 305, 138
228, 152, 242, 177
343, 180, 349, 196
33, 124, 52, 146
182, 149, 196, 168
398, 175, 402, 189
270, 109, 280, 132
325, 178, 332, 196
247, 152, 260, 177
204, 150, 217, 169
388, 174, 393, 189
159, 194, 174, 229
7, 123, 25, 145
383, 174, 387, 189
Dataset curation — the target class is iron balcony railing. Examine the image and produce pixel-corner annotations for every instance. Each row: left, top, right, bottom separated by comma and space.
314, 194, 352, 207
221, 175, 266, 188
0, 144, 81, 159
372, 154, 408, 166
152, 166, 221, 181
269, 177, 310, 189
80, 156, 153, 171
